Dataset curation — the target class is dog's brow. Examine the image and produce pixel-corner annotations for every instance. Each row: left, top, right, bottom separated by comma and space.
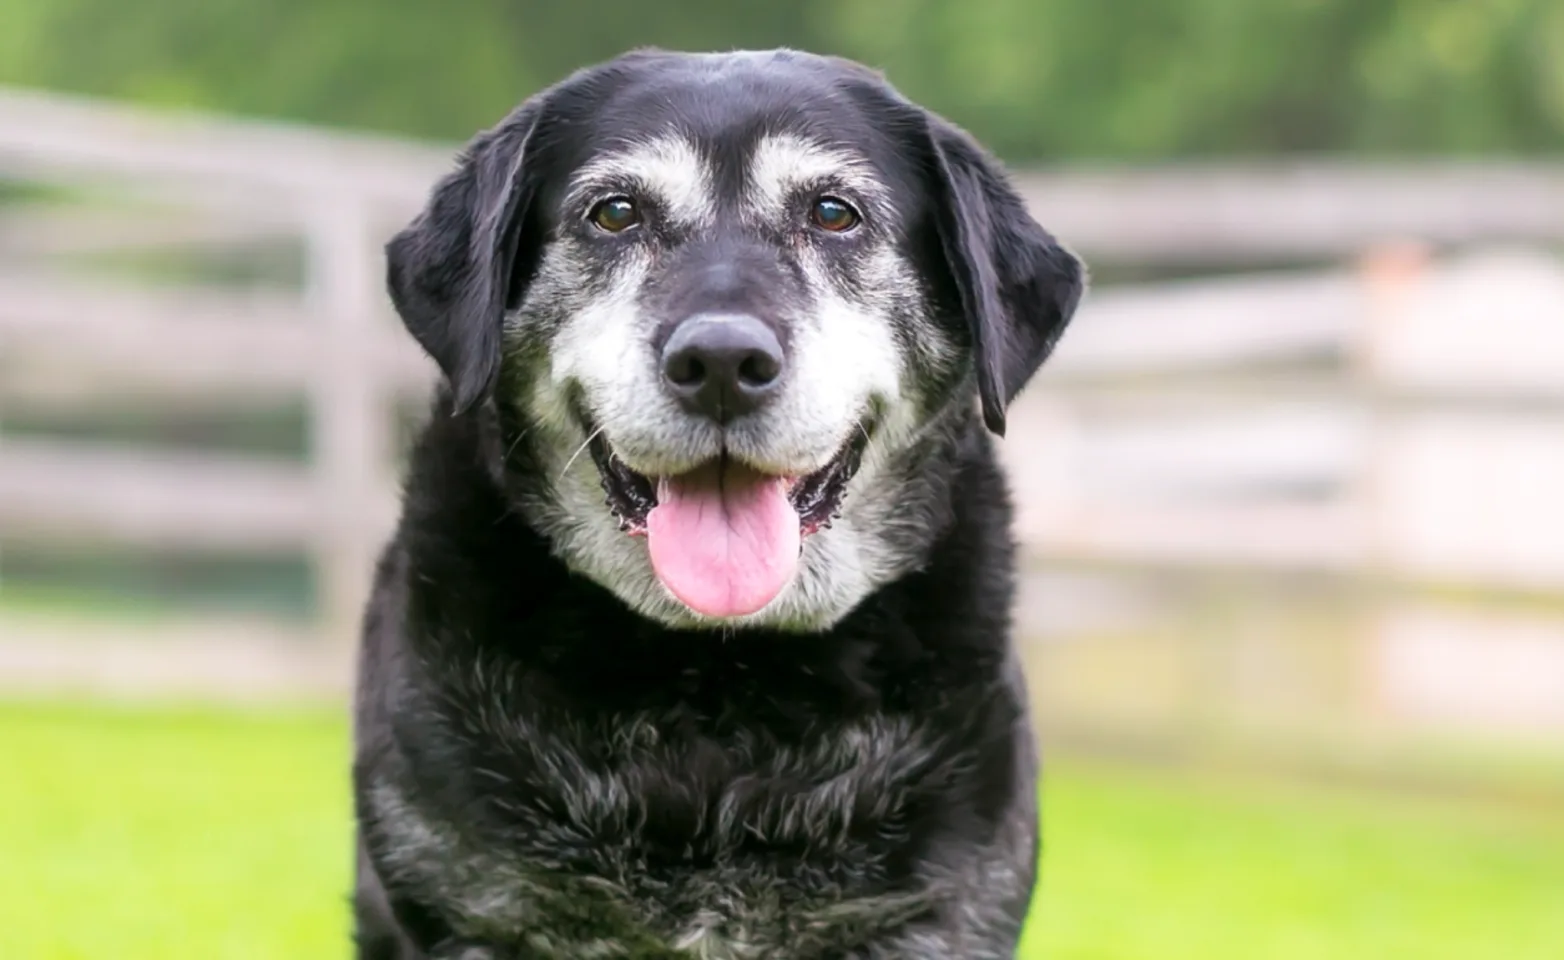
746, 134, 888, 220
566, 137, 715, 227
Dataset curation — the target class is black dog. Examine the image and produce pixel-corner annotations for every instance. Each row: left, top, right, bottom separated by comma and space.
353, 47, 1085, 959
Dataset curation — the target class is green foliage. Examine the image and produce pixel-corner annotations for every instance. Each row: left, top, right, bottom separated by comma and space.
0, 1, 1561, 160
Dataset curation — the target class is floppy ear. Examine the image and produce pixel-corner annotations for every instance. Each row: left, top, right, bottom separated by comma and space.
385, 107, 541, 415
925, 117, 1086, 436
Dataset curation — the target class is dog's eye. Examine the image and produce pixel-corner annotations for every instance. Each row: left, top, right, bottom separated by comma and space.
590, 196, 641, 233
810, 196, 860, 233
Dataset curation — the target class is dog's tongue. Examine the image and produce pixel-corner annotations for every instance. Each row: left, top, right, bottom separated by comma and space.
646, 460, 799, 619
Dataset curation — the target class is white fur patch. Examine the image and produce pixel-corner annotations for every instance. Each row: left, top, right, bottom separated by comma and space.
566, 135, 716, 230
743, 133, 888, 224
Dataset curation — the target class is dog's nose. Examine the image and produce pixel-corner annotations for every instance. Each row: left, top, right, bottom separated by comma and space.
660, 313, 784, 423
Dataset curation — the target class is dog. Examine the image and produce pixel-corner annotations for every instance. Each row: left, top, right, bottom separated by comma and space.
352, 47, 1085, 959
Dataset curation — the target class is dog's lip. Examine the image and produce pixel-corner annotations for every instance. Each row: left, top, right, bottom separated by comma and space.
591, 432, 863, 487
573, 405, 876, 484
608, 449, 826, 486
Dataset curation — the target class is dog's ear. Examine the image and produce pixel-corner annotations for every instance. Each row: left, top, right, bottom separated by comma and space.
924, 116, 1086, 436
386, 107, 542, 415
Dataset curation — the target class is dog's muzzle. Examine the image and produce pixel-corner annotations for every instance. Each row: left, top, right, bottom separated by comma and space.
584, 309, 871, 622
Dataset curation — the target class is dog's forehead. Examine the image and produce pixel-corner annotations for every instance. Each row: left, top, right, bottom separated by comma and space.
549, 53, 911, 220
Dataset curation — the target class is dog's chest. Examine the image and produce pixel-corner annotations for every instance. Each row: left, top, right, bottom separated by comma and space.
375, 709, 948, 956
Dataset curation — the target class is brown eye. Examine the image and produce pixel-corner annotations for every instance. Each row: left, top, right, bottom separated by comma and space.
590, 196, 641, 233
810, 196, 860, 233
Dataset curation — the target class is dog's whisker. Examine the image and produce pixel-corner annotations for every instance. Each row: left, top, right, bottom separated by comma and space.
502, 427, 531, 464
558, 423, 607, 483
488, 429, 534, 526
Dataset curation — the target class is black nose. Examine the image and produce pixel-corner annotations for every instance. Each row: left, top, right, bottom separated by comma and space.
660, 313, 784, 423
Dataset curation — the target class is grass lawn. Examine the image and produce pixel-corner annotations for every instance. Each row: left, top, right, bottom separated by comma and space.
2, 702, 1560, 959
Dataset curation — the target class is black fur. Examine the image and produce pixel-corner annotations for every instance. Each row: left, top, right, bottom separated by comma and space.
355, 48, 1084, 958
385, 111, 541, 415
923, 116, 1086, 436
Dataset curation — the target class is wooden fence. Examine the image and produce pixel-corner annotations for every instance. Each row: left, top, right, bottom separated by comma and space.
1004, 244, 1564, 586
2, 86, 1563, 745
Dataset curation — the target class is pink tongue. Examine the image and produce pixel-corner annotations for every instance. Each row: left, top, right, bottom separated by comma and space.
646, 460, 800, 619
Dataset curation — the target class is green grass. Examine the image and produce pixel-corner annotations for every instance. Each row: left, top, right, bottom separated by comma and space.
1022, 761, 1564, 959
2, 703, 1560, 959
1, 704, 348, 960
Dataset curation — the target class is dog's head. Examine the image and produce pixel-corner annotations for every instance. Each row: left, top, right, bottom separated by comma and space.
387, 49, 1084, 631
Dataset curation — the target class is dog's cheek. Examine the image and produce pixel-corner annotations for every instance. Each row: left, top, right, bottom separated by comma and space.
855, 244, 955, 380
840, 245, 952, 452
526, 246, 660, 428
797, 248, 904, 416
899, 304, 966, 428
501, 248, 588, 440
851, 242, 966, 444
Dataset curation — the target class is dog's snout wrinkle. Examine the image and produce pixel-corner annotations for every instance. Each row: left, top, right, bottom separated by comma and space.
661, 313, 784, 425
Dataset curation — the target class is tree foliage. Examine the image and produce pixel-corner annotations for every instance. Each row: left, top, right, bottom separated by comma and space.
2, 0, 1562, 162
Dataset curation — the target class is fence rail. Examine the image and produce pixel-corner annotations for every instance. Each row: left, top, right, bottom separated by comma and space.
2, 85, 1563, 688
0, 271, 431, 400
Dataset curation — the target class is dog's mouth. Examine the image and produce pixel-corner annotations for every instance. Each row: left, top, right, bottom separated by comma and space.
588, 436, 868, 539
585, 426, 870, 620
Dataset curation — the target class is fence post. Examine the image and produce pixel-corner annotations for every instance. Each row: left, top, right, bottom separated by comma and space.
1347, 240, 1431, 726
305, 197, 390, 669
1352, 241, 1430, 577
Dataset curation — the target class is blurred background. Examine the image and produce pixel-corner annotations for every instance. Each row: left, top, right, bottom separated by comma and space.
2, 1, 1562, 958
